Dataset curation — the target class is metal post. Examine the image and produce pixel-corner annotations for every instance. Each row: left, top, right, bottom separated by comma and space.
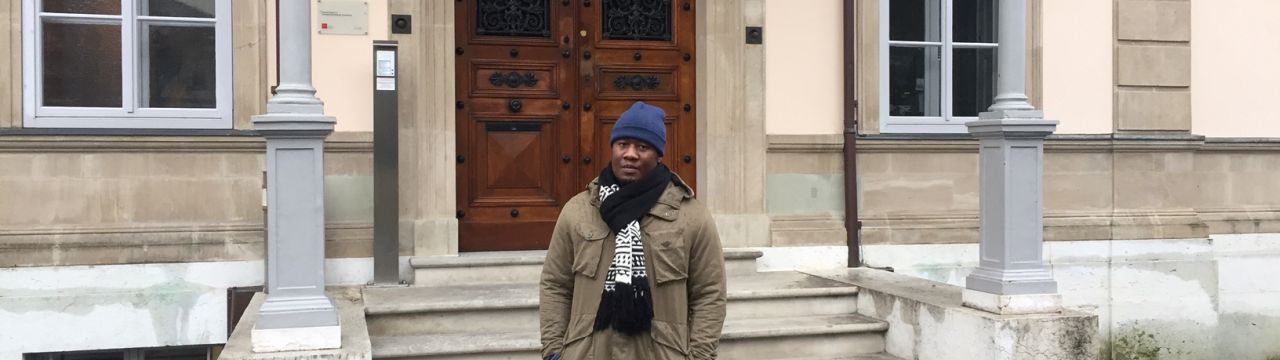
372, 41, 401, 286
250, 0, 340, 352
961, 0, 1062, 315
842, 0, 861, 268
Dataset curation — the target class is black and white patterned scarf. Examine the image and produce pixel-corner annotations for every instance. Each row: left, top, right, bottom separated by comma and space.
593, 163, 672, 335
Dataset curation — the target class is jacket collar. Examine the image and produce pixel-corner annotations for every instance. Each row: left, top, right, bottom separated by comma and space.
587, 171, 694, 221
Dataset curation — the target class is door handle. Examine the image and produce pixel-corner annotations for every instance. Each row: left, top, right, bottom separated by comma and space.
583, 156, 592, 164
562, 155, 572, 164
683, 155, 692, 163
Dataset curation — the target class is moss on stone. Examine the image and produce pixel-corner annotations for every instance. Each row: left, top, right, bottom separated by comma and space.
1104, 327, 1163, 360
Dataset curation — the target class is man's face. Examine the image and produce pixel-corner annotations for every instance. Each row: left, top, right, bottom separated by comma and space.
610, 138, 661, 184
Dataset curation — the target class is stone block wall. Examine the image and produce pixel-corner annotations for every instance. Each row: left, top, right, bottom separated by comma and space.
1114, 0, 1192, 132
0, 133, 398, 268
765, 135, 1280, 246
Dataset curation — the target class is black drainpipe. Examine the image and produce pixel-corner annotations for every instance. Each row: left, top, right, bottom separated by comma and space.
842, 0, 862, 268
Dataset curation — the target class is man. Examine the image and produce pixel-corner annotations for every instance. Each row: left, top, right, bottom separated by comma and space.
540, 101, 727, 360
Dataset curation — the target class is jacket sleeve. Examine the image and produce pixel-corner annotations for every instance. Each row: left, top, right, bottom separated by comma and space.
539, 209, 576, 359
687, 210, 727, 360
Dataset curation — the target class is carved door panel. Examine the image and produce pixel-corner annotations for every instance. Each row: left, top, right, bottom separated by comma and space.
456, 0, 578, 251
578, 0, 697, 190
456, 0, 695, 252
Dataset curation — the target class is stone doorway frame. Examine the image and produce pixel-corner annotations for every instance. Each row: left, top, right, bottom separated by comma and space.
389, 0, 768, 257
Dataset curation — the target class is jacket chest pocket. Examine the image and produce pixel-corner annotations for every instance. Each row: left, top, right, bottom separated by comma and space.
646, 228, 688, 285
572, 224, 609, 279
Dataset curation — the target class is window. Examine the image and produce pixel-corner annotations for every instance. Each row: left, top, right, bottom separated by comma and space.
22, 0, 232, 129
25, 346, 213, 360
880, 0, 997, 133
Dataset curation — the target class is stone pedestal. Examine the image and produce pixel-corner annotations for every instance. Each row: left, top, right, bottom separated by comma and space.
962, 289, 1063, 315
251, 115, 341, 353
962, 0, 1063, 315
963, 114, 1062, 314
249, 0, 341, 352
252, 325, 342, 353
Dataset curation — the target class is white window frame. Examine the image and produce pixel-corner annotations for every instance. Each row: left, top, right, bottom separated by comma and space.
22, 0, 233, 129
880, 0, 998, 134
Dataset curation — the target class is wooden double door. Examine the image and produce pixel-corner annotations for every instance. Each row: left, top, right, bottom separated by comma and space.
456, 0, 697, 251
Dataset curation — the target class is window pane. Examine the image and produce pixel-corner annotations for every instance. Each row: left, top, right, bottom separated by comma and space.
890, 0, 941, 42
42, 22, 122, 107
603, 0, 673, 41
476, 0, 552, 38
144, 0, 216, 18
43, 0, 121, 15
145, 346, 209, 360
953, 48, 997, 117
61, 351, 125, 360
954, 0, 997, 43
889, 46, 942, 117
144, 24, 217, 108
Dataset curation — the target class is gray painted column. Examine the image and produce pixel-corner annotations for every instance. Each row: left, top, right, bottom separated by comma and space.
962, 0, 1061, 314
250, 0, 340, 351
987, 0, 1034, 113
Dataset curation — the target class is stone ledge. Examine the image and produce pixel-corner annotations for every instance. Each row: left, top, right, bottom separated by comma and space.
0, 131, 372, 153
370, 313, 888, 358
961, 289, 1064, 315
765, 133, 1228, 154
221, 287, 371, 360
0, 222, 381, 267
805, 268, 1099, 360
251, 325, 340, 353
850, 209, 1213, 245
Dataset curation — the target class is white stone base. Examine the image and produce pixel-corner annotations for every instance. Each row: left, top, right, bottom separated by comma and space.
962, 289, 1063, 315
252, 324, 341, 353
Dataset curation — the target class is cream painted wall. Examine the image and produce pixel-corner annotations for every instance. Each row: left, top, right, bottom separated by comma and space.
314, 0, 388, 132
1041, 0, 1112, 134
764, 0, 844, 135
1192, 0, 1280, 137
267, 0, 388, 132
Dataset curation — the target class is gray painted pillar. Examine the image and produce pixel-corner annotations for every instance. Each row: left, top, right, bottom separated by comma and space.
250, 0, 340, 351
962, 0, 1061, 314
988, 0, 1033, 113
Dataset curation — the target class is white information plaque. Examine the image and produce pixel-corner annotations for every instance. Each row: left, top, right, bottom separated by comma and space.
318, 0, 369, 35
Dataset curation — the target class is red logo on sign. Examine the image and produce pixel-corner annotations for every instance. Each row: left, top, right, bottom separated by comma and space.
322, 23, 329, 29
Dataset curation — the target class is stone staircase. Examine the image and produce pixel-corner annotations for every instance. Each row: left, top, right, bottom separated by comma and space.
362, 249, 899, 360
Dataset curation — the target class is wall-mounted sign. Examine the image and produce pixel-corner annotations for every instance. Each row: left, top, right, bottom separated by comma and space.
318, 0, 368, 35
376, 77, 395, 91
376, 50, 396, 77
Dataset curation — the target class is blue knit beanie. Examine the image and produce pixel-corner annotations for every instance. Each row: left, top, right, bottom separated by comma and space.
610, 102, 667, 156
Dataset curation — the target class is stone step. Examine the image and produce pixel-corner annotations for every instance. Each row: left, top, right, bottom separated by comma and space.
781, 354, 905, 360
718, 315, 888, 359
370, 314, 887, 359
364, 271, 858, 337
410, 248, 764, 287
